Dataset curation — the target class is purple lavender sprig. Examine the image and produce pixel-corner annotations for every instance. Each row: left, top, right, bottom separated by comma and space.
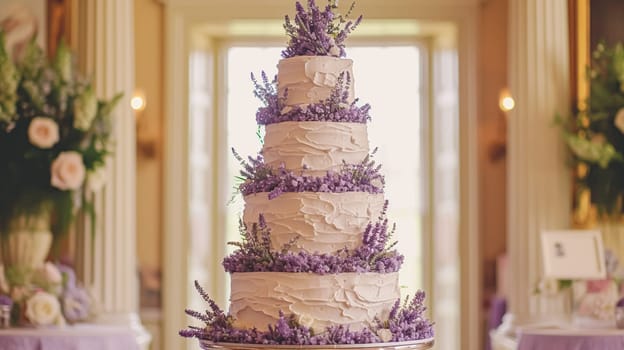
236, 151, 384, 199
255, 71, 371, 125
179, 281, 235, 341
282, 0, 362, 58
380, 291, 434, 342
0, 294, 12, 307
222, 204, 403, 274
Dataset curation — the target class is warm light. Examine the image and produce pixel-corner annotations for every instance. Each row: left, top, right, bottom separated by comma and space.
499, 88, 515, 112
130, 89, 146, 112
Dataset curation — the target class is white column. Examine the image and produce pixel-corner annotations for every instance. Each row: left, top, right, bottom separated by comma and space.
74, 1, 150, 349
495, 0, 571, 339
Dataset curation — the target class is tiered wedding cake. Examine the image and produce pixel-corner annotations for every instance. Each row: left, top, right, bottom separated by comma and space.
181, 1, 433, 345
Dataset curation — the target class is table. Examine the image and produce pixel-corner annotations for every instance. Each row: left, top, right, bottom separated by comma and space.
517, 326, 624, 350
0, 324, 140, 350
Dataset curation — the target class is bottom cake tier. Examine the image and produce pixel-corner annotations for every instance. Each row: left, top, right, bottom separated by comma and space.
229, 272, 400, 333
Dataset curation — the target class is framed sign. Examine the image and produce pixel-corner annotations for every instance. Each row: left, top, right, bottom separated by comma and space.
541, 230, 606, 279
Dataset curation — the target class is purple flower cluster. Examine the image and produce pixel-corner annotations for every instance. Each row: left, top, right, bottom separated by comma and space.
253, 70, 371, 125
384, 291, 435, 342
180, 282, 433, 345
55, 264, 93, 323
282, 0, 362, 58
235, 152, 384, 199
222, 203, 404, 274
0, 294, 12, 307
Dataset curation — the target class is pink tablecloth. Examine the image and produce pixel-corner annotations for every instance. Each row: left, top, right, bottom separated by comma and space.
0, 324, 139, 350
518, 326, 624, 350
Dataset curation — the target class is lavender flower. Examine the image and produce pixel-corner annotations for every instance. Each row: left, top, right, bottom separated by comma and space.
282, 0, 362, 58
57, 264, 77, 290
62, 286, 91, 323
380, 291, 434, 342
254, 71, 371, 125
235, 151, 384, 199
0, 294, 12, 307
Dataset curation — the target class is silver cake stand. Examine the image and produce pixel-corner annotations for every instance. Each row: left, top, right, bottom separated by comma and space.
199, 338, 434, 350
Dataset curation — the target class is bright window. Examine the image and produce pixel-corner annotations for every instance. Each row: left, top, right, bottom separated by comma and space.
224, 45, 426, 296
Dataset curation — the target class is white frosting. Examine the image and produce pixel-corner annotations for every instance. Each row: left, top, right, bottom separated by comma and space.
230, 272, 399, 333
263, 121, 369, 173
278, 56, 355, 107
243, 192, 385, 254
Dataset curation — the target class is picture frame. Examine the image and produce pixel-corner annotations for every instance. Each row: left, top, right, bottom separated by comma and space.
541, 230, 606, 279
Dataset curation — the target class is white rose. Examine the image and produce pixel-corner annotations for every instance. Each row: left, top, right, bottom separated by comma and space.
86, 166, 107, 192
51, 151, 86, 190
25, 291, 61, 326
615, 108, 624, 134
28, 117, 59, 149
0, 265, 8, 294
377, 328, 393, 342
38, 262, 63, 285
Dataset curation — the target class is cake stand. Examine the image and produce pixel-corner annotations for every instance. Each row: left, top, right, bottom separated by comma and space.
199, 338, 434, 350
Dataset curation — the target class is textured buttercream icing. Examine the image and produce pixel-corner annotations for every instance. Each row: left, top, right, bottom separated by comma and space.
243, 192, 385, 254
230, 272, 400, 333
278, 56, 355, 107
263, 121, 369, 173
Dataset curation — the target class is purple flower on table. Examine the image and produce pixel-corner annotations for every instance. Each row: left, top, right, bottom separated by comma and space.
0, 294, 12, 307
62, 286, 92, 323
57, 264, 77, 290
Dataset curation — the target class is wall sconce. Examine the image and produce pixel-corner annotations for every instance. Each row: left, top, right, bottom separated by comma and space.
132, 89, 157, 159
488, 87, 512, 163
499, 88, 515, 112
131, 90, 147, 112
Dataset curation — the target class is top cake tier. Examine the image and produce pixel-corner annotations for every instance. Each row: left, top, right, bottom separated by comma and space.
278, 56, 355, 107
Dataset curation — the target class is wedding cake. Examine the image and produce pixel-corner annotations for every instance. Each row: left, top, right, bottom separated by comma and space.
181, 1, 433, 345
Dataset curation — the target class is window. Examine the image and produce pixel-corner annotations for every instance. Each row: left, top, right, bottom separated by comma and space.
223, 44, 427, 298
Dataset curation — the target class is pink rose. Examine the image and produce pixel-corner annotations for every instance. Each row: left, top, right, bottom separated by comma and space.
28, 117, 59, 149
37, 262, 63, 285
51, 151, 86, 190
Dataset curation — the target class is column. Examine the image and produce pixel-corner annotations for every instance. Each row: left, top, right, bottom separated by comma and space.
496, 0, 571, 338
74, 1, 150, 348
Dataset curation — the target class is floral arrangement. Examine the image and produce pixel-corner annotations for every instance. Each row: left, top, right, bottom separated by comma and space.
234, 149, 384, 199
562, 42, 624, 217
223, 203, 404, 274
0, 33, 121, 238
282, 0, 362, 58
0, 263, 93, 326
180, 281, 433, 345
253, 71, 371, 125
